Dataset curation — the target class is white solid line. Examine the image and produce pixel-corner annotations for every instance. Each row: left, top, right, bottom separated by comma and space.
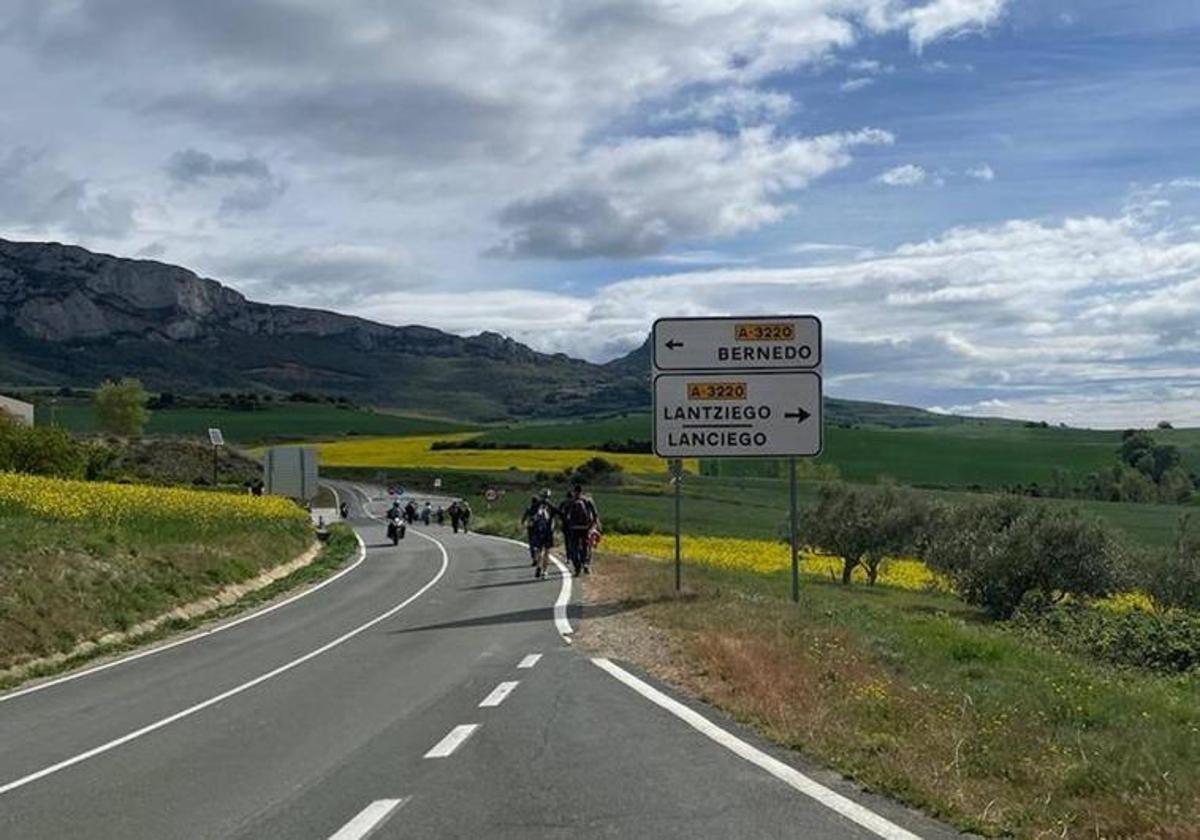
517, 654, 542, 669
328, 797, 408, 840
0, 521, 369, 706
424, 724, 479, 758
0, 530, 449, 798
478, 680, 519, 708
591, 658, 924, 840
478, 534, 574, 642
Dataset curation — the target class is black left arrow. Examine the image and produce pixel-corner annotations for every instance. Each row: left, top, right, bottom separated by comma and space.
783, 407, 812, 424
665, 339, 684, 350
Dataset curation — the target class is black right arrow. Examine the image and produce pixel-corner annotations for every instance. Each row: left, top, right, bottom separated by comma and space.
665, 339, 684, 350
784, 407, 812, 424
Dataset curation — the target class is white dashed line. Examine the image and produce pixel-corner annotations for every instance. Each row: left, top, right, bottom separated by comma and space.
424, 724, 480, 758
478, 681, 519, 708
517, 654, 542, 669
592, 658, 924, 840
328, 797, 408, 840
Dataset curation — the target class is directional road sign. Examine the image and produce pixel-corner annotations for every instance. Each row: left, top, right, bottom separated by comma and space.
653, 371, 822, 458
653, 315, 821, 372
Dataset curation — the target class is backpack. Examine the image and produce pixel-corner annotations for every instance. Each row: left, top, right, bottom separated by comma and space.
565, 496, 592, 529
531, 502, 553, 537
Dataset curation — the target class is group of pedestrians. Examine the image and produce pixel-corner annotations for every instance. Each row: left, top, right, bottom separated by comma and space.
388, 497, 472, 532
520, 483, 601, 579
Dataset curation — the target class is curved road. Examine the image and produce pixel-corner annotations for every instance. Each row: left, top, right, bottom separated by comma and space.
0, 482, 961, 839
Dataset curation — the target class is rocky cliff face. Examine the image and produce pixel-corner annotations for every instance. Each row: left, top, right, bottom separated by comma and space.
0, 238, 551, 361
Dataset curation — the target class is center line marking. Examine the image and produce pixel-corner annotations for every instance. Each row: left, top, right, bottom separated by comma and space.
328, 797, 408, 840
478, 681, 519, 708
424, 724, 480, 758
517, 654, 542, 669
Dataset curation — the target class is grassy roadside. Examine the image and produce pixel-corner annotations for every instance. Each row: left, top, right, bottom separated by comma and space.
0, 525, 359, 693
0, 474, 318, 676
580, 552, 1200, 838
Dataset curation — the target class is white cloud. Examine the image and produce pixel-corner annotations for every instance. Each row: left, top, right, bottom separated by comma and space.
488, 127, 894, 259
876, 163, 929, 186
841, 77, 876, 93
966, 163, 996, 181
898, 0, 1008, 50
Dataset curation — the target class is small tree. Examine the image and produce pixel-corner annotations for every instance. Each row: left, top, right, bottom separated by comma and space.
799, 484, 926, 585
94, 378, 150, 437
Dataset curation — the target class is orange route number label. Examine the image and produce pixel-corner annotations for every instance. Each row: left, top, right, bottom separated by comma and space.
687, 382, 747, 401
734, 322, 794, 342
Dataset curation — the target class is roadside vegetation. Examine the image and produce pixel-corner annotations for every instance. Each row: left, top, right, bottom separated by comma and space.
0, 473, 312, 675
581, 554, 1200, 838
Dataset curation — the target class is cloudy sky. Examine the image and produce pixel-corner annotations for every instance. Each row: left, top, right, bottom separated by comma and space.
2, 1, 1199, 427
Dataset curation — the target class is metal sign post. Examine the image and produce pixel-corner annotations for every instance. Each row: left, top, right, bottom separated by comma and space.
651, 315, 822, 603
208, 428, 224, 487
669, 458, 683, 592
789, 457, 800, 603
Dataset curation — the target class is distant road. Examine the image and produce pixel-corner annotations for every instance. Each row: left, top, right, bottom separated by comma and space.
0, 482, 960, 839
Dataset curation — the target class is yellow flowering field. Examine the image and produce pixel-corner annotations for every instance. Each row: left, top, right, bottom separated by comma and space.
602, 533, 948, 592
0, 472, 307, 528
310, 434, 693, 474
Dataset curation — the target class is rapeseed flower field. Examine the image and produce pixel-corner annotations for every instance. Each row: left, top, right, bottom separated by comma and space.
0, 472, 307, 528
312, 434, 693, 474
602, 533, 948, 592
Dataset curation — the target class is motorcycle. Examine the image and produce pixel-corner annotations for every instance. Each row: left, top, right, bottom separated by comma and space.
387, 515, 407, 545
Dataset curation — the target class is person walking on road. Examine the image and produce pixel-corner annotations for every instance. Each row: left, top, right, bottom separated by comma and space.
520, 493, 542, 565
562, 483, 600, 576
421, 501, 432, 526
435, 505, 445, 526
404, 500, 417, 525
526, 490, 559, 579
448, 500, 462, 533
459, 499, 472, 533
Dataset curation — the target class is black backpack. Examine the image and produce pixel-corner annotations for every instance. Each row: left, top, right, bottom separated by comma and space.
565, 496, 592, 529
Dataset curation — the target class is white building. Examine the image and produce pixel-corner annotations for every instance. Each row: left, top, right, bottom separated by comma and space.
0, 394, 35, 426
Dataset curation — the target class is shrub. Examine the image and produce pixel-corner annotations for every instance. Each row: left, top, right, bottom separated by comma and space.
1014, 603, 1200, 673
0, 414, 85, 478
1143, 515, 1200, 611
923, 498, 1126, 619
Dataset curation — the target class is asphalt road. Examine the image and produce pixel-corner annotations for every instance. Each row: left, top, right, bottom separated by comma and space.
0, 482, 963, 839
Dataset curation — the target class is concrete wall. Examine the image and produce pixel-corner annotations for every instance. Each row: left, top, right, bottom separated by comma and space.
0, 394, 34, 426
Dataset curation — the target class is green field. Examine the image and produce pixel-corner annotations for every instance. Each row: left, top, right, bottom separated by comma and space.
42, 403, 474, 443
327, 464, 1189, 551
476, 413, 1200, 490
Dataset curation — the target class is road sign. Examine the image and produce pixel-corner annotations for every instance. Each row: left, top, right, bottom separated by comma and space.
208, 428, 225, 446
653, 371, 822, 458
483, 487, 499, 502
652, 315, 821, 372
387, 484, 398, 496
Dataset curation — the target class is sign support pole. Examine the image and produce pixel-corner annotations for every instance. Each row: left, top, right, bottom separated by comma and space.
672, 459, 682, 592
789, 457, 800, 603
212, 445, 218, 487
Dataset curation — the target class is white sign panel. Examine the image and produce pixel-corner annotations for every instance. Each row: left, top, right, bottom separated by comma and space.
653, 371, 822, 458
653, 315, 821, 372
208, 427, 225, 446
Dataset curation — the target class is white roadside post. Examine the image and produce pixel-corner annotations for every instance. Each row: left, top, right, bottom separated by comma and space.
651, 316, 823, 601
